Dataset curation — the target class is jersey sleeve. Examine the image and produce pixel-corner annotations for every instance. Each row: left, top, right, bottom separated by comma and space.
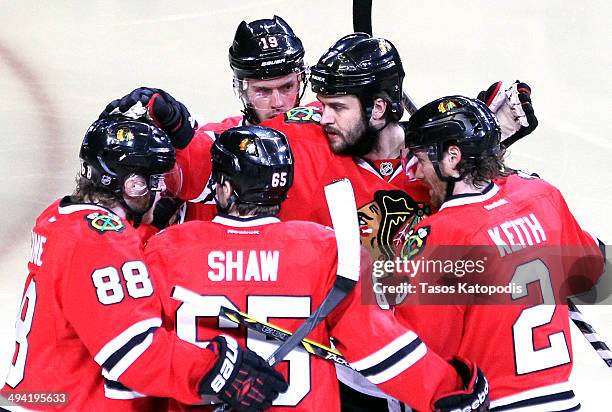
325, 244, 463, 411
175, 127, 215, 201
60, 228, 216, 404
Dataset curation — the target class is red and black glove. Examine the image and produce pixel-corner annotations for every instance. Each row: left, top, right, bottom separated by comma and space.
199, 335, 288, 412
477, 80, 538, 148
433, 357, 489, 412
100, 87, 197, 149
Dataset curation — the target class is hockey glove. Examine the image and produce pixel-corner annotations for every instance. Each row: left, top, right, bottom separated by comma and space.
477, 80, 538, 148
151, 197, 184, 230
433, 357, 489, 412
199, 335, 288, 412
100, 87, 197, 149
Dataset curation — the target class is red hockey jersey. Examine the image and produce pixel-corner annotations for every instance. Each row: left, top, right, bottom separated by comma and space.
394, 174, 604, 411
178, 107, 431, 260
144, 214, 467, 412
1, 198, 218, 411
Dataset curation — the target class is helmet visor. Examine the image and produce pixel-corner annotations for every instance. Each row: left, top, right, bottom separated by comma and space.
149, 163, 183, 198
234, 70, 306, 112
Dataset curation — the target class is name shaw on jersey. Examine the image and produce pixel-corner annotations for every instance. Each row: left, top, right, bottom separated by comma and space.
207, 250, 280, 281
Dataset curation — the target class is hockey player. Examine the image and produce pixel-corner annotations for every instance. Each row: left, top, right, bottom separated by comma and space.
143, 124, 490, 412
1, 116, 287, 411
394, 96, 604, 411
224, 15, 308, 127
101, 15, 308, 224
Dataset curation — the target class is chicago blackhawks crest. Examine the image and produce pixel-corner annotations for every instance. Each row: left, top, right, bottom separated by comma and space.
85, 212, 125, 234
358, 190, 430, 261
284, 106, 322, 123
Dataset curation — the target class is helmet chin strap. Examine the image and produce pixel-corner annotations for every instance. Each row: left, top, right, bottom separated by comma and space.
215, 193, 239, 214
432, 162, 461, 201
214, 176, 240, 214
242, 106, 260, 125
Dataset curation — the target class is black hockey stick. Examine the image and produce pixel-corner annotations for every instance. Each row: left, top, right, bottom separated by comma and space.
567, 299, 612, 369
266, 178, 361, 365
219, 306, 354, 369
352, 0, 419, 115
211, 179, 361, 411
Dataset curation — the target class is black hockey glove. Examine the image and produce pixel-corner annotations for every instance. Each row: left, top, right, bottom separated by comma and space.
151, 197, 184, 230
477, 80, 538, 148
433, 357, 489, 412
199, 335, 288, 412
100, 87, 197, 149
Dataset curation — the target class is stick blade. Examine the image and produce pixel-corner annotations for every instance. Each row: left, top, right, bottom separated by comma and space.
325, 179, 361, 282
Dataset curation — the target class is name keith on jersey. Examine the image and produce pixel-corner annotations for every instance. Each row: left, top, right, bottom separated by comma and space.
207, 250, 280, 281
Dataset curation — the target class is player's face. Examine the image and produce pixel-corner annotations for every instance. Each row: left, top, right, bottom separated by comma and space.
243, 73, 301, 122
413, 150, 447, 209
317, 94, 367, 155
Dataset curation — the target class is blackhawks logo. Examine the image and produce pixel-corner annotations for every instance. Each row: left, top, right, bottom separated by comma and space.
239, 138, 258, 156
85, 212, 125, 234
115, 128, 134, 142
398, 225, 430, 259
358, 190, 430, 262
285, 107, 322, 123
437, 99, 457, 113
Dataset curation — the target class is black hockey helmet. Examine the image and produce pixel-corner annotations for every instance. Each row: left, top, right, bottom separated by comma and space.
211, 125, 294, 205
229, 15, 306, 80
79, 115, 176, 197
310, 33, 405, 121
404, 96, 501, 162
229, 16, 308, 124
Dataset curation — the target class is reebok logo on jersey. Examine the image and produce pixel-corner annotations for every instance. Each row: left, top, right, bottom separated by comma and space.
85, 212, 125, 234
483, 198, 508, 210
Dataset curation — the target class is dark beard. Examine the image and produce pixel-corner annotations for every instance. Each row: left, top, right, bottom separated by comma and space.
327, 114, 380, 157
337, 124, 380, 157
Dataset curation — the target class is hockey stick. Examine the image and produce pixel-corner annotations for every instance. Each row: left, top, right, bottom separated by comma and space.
352, 0, 419, 115
266, 178, 361, 365
219, 306, 353, 369
212, 178, 361, 411
567, 298, 612, 369
172, 287, 354, 368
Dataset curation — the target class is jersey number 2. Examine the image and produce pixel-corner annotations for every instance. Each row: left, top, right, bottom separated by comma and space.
511, 259, 571, 374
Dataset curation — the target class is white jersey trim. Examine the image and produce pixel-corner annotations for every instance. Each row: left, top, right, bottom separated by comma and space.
351, 331, 426, 384
366, 343, 426, 384
104, 384, 146, 400
351, 331, 420, 370
489, 381, 579, 411
212, 215, 281, 227
94, 318, 162, 366
439, 182, 500, 211
354, 157, 404, 182
102, 333, 155, 381
58, 203, 112, 215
